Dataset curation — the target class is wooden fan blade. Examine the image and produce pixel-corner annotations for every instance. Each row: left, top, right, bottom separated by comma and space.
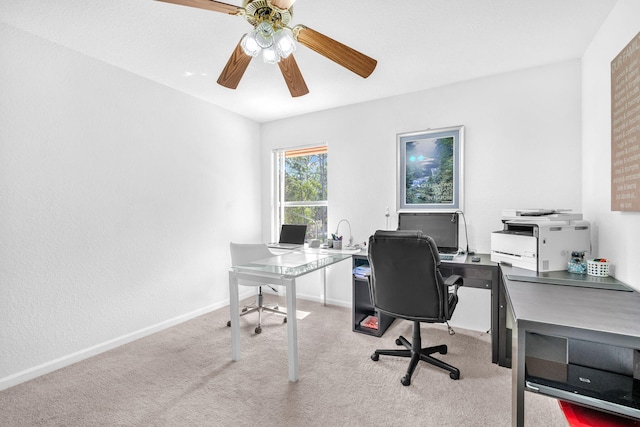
270, 0, 297, 9
155, 0, 241, 15
294, 26, 377, 78
278, 54, 309, 97
217, 41, 252, 89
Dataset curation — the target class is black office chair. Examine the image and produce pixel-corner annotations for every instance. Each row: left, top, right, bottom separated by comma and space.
367, 230, 463, 386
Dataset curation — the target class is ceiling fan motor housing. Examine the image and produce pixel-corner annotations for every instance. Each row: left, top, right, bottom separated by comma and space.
243, 0, 292, 29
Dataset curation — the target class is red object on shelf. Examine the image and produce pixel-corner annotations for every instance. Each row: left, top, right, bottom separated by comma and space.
559, 401, 639, 426
360, 315, 378, 330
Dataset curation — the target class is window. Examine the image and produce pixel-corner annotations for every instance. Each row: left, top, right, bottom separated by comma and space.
273, 145, 328, 243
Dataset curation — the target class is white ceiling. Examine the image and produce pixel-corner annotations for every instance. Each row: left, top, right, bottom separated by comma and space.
0, 0, 618, 123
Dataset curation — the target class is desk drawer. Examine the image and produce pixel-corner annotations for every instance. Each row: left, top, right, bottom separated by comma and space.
440, 265, 494, 289
461, 278, 492, 289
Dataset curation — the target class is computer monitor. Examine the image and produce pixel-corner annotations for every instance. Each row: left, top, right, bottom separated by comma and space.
398, 212, 459, 254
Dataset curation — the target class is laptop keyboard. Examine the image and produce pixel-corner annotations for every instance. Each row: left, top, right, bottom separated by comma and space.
439, 253, 454, 261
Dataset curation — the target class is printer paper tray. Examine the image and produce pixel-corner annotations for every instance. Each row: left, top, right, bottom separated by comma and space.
491, 251, 537, 271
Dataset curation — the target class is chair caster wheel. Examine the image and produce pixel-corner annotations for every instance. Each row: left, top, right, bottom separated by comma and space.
255, 326, 262, 334
227, 321, 231, 327
401, 376, 411, 386
440, 346, 448, 355
371, 353, 379, 361
450, 371, 460, 380
395, 338, 402, 346
283, 317, 287, 323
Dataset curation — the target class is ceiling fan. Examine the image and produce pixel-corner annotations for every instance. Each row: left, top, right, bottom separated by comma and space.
155, 0, 377, 97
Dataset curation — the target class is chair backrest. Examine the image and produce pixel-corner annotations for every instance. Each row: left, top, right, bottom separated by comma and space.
230, 242, 274, 267
367, 230, 453, 323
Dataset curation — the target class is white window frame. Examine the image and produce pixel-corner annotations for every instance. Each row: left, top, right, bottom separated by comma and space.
271, 144, 328, 243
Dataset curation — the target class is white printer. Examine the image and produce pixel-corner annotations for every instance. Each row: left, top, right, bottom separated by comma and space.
491, 209, 591, 272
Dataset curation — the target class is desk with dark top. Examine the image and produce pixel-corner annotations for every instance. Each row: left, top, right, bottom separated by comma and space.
351, 252, 504, 364
438, 253, 502, 365
501, 265, 640, 426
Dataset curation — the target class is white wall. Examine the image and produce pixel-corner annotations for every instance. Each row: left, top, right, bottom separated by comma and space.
0, 24, 262, 389
582, 0, 640, 290
260, 60, 583, 331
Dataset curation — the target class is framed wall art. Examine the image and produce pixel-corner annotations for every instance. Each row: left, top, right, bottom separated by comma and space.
611, 31, 640, 211
397, 125, 464, 211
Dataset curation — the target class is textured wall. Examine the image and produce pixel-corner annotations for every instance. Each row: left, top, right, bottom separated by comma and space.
0, 23, 261, 387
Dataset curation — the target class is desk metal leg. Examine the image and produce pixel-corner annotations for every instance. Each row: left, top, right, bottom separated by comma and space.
229, 271, 241, 361
512, 322, 525, 426
322, 267, 327, 306
284, 277, 299, 382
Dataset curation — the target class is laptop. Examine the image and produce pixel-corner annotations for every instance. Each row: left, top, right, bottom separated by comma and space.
398, 212, 463, 261
268, 224, 308, 249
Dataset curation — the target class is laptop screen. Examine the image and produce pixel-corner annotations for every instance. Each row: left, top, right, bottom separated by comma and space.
398, 212, 459, 253
279, 224, 307, 244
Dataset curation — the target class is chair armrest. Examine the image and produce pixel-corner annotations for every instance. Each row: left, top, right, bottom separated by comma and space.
443, 274, 463, 319
444, 274, 463, 296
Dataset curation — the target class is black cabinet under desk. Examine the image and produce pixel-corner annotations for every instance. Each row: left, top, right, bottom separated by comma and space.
351, 254, 394, 337
437, 253, 502, 364
524, 332, 640, 416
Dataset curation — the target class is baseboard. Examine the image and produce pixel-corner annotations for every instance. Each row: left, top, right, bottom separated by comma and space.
0, 298, 240, 391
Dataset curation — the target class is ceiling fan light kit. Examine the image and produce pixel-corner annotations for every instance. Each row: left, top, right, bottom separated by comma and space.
240, 32, 261, 56
155, 0, 377, 97
240, 21, 296, 63
254, 22, 275, 49
274, 27, 296, 58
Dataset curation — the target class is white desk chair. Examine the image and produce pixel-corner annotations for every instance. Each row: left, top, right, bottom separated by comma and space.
228, 242, 287, 334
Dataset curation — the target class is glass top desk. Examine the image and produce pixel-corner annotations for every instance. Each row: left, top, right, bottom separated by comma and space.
229, 249, 353, 382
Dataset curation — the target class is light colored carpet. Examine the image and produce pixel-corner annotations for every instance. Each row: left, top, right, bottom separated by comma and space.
0, 297, 567, 426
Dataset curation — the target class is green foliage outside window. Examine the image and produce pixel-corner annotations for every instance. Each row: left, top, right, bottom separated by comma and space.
281, 152, 328, 241
285, 155, 327, 202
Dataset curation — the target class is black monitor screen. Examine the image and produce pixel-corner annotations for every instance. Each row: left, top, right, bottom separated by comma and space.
398, 212, 459, 253
279, 224, 307, 244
